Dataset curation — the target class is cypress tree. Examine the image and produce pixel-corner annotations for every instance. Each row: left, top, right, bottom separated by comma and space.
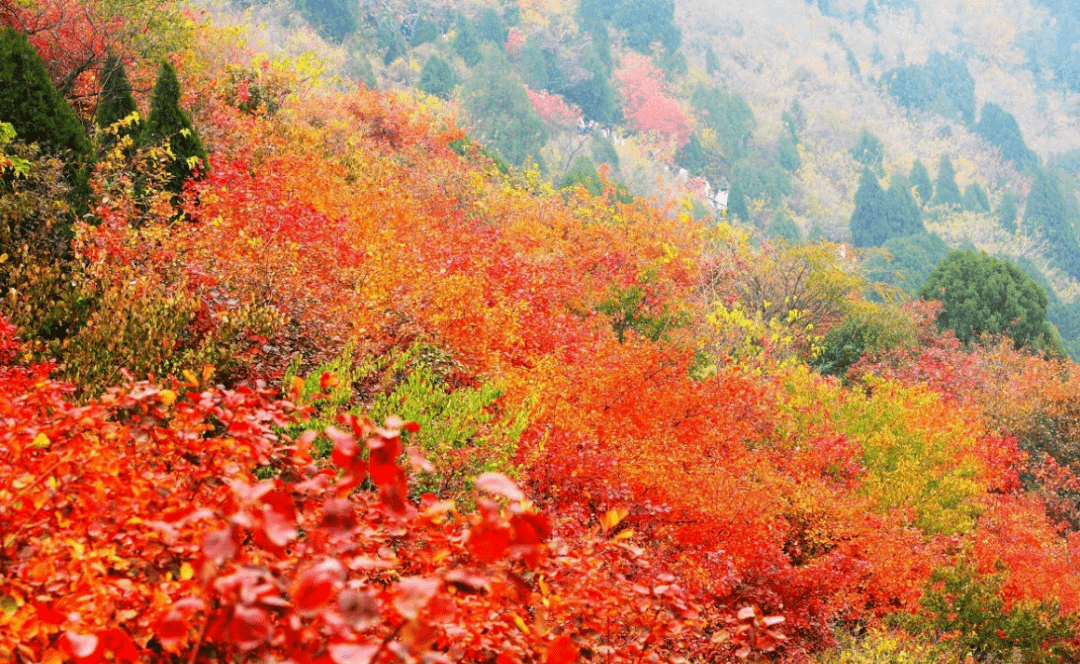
963, 182, 990, 212
96, 56, 140, 149
727, 179, 749, 221
976, 102, 1039, 172
0, 28, 90, 160
453, 13, 482, 67
1023, 168, 1080, 279
931, 154, 962, 208
850, 128, 883, 173
477, 7, 507, 45
418, 55, 456, 100
519, 36, 550, 91
910, 159, 933, 204
850, 168, 889, 247
884, 173, 924, 237
145, 61, 208, 194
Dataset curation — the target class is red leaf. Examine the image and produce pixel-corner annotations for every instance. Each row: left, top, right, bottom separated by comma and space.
321, 499, 358, 535
338, 589, 379, 630
392, 576, 440, 620
444, 569, 490, 594
155, 612, 189, 650
203, 527, 238, 564
320, 372, 339, 391
261, 490, 297, 547
35, 604, 67, 625
292, 559, 347, 615
227, 606, 272, 650
328, 427, 358, 468
474, 473, 524, 501
510, 512, 551, 546
329, 643, 378, 664
469, 521, 511, 563
545, 635, 578, 664
98, 629, 139, 664
63, 632, 101, 663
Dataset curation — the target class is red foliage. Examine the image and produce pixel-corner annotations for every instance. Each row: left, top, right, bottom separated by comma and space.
0, 319, 777, 663
615, 52, 693, 147
526, 88, 583, 130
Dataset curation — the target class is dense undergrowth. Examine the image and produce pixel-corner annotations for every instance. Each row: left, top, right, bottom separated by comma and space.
5, 1, 1080, 663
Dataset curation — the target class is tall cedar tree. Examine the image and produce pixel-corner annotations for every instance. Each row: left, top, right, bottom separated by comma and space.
146, 61, 208, 194
0, 28, 92, 217
96, 55, 140, 148
0, 28, 91, 161
932, 154, 963, 208
850, 168, 889, 247
453, 13, 482, 67
1023, 168, 1080, 279
477, 7, 507, 45
920, 250, 1056, 352
910, 159, 933, 204
976, 102, 1039, 172
418, 55, 456, 100
884, 173, 925, 235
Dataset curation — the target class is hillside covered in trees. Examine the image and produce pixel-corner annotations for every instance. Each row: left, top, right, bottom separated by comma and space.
8, 0, 1080, 663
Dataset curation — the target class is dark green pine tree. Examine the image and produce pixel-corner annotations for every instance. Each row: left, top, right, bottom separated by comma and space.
976, 102, 1039, 172
931, 154, 962, 208
850, 127, 883, 174
477, 7, 507, 45
145, 61, 208, 194
909, 159, 933, 204
963, 182, 990, 212
705, 44, 720, 76
884, 173, 925, 237
519, 36, 550, 91
1023, 168, 1080, 279
418, 55, 456, 100
453, 13, 482, 67
727, 179, 749, 221
0, 28, 91, 161
675, 133, 707, 176
850, 168, 889, 247
96, 55, 140, 149
558, 155, 602, 196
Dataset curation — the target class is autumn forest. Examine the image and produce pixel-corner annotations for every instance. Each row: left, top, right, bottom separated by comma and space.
6, 0, 1080, 662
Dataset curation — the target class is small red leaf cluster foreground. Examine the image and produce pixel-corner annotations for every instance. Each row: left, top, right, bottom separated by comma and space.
0, 318, 776, 663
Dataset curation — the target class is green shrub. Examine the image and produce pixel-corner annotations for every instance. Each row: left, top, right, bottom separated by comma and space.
283, 343, 530, 501
902, 558, 1076, 664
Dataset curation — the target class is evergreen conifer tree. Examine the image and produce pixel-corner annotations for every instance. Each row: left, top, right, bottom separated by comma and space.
519, 36, 550, 91
96, 55, 140, 148
997, 191, 1019, 234
418, 56, 456, 100
910, 159, 933, 203
850, 128, 883, 173
705, 44, 720, 76
675, 133, 707, 176
453, 13, 482, 67
976, 102, 1039, 172
884, 173, 924, 237
931, 155, 962, 207
0, 28, 91, 160
1023, 168, 1080, 279
558, 155, 602, 196
850, 168, 889, 247
145, 61, 208, 194
727, 179, 749, 221
963, 182, 990, 212
461, 47, 547, 167
477, 8, 507, 45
